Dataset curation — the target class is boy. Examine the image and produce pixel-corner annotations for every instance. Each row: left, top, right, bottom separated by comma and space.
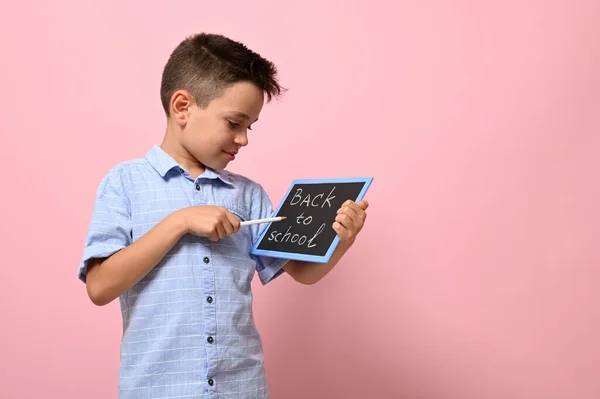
79, 33, 369, 398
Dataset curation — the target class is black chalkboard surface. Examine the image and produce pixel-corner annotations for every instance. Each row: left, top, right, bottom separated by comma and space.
250, 177, 373, 263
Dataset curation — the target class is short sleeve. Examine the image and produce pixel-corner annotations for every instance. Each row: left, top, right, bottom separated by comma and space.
78, 166, 132, 283
249, 184, 288, 285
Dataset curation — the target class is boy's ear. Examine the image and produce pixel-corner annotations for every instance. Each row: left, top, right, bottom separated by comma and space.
170, 90, 193, 126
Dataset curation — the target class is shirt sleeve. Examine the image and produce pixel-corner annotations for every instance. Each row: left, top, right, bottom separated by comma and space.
249, 183, 288, 285
78, 166, 132, 283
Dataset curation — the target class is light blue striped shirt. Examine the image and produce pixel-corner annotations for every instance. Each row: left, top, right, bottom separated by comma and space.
79, 145, 288, 398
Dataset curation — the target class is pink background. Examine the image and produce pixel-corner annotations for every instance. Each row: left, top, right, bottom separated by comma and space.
1, 0, 599, 398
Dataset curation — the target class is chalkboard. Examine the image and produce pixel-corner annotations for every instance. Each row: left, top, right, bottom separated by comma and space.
250, 177, 373, 263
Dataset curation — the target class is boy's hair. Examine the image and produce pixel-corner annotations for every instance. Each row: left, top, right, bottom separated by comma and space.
160, 33, 284, 116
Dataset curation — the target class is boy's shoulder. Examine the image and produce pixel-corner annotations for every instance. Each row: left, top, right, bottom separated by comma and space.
105, 157, 150, 175
92, 154, 155, 197
97, 156, 151, 182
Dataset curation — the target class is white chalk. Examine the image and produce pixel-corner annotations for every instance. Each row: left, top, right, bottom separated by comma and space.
240, 216, 287, 226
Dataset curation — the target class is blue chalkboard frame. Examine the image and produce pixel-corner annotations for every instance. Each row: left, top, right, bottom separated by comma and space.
250, 176, 374, 264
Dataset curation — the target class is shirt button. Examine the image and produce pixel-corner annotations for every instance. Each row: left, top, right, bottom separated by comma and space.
207, 336, 214, 344
195, 183, 201, 191
206, 296, 213, 303
208, 379, 214, 386
203, 257, 210, 264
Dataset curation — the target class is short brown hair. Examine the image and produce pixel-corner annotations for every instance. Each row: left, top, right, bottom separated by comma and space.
160, 33, 284, 116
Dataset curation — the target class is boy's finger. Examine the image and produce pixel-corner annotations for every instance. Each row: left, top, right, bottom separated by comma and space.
335, 213, 354, 229
341, 200, 369, 211
215, 224, 227, 240
223, 221, 235, 237
333, 221, 353, 241
337, 205, 359, 223
345, 202, 367, 222
225, 210, 241, 233
332, 222, 347, 238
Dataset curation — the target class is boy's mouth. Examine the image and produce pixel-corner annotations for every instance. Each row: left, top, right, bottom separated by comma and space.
223, 150, 237, 161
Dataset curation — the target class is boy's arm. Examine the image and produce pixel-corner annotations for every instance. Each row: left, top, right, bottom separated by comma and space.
85, 212, 187, 306
86, 206, 241, 306
283, 200, 369, 285
283, 241, 352, 285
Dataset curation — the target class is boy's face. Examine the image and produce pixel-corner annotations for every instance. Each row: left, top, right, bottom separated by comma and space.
175, 81, 264, 171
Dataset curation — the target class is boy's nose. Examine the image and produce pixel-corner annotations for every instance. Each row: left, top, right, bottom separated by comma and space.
235, 132, 249, 147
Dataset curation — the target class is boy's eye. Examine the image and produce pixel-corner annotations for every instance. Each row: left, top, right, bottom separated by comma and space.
227, 120, 253, 131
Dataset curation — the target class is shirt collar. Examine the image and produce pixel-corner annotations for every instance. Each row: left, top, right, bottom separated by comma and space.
146, 145, 233, 185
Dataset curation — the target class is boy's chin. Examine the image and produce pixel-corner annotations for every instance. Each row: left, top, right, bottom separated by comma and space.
205, 159, 229, 171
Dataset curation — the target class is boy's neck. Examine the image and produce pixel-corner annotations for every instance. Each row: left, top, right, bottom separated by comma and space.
160, 128, 206, 180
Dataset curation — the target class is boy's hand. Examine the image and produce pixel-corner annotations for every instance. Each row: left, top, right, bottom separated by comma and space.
177, 206, 241, 242
333, 200, 369, 246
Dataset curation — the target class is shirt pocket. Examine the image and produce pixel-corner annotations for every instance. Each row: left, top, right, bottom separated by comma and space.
220, 201, 249, 222
214, 202, 256, 267
219, 201, 251, 240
